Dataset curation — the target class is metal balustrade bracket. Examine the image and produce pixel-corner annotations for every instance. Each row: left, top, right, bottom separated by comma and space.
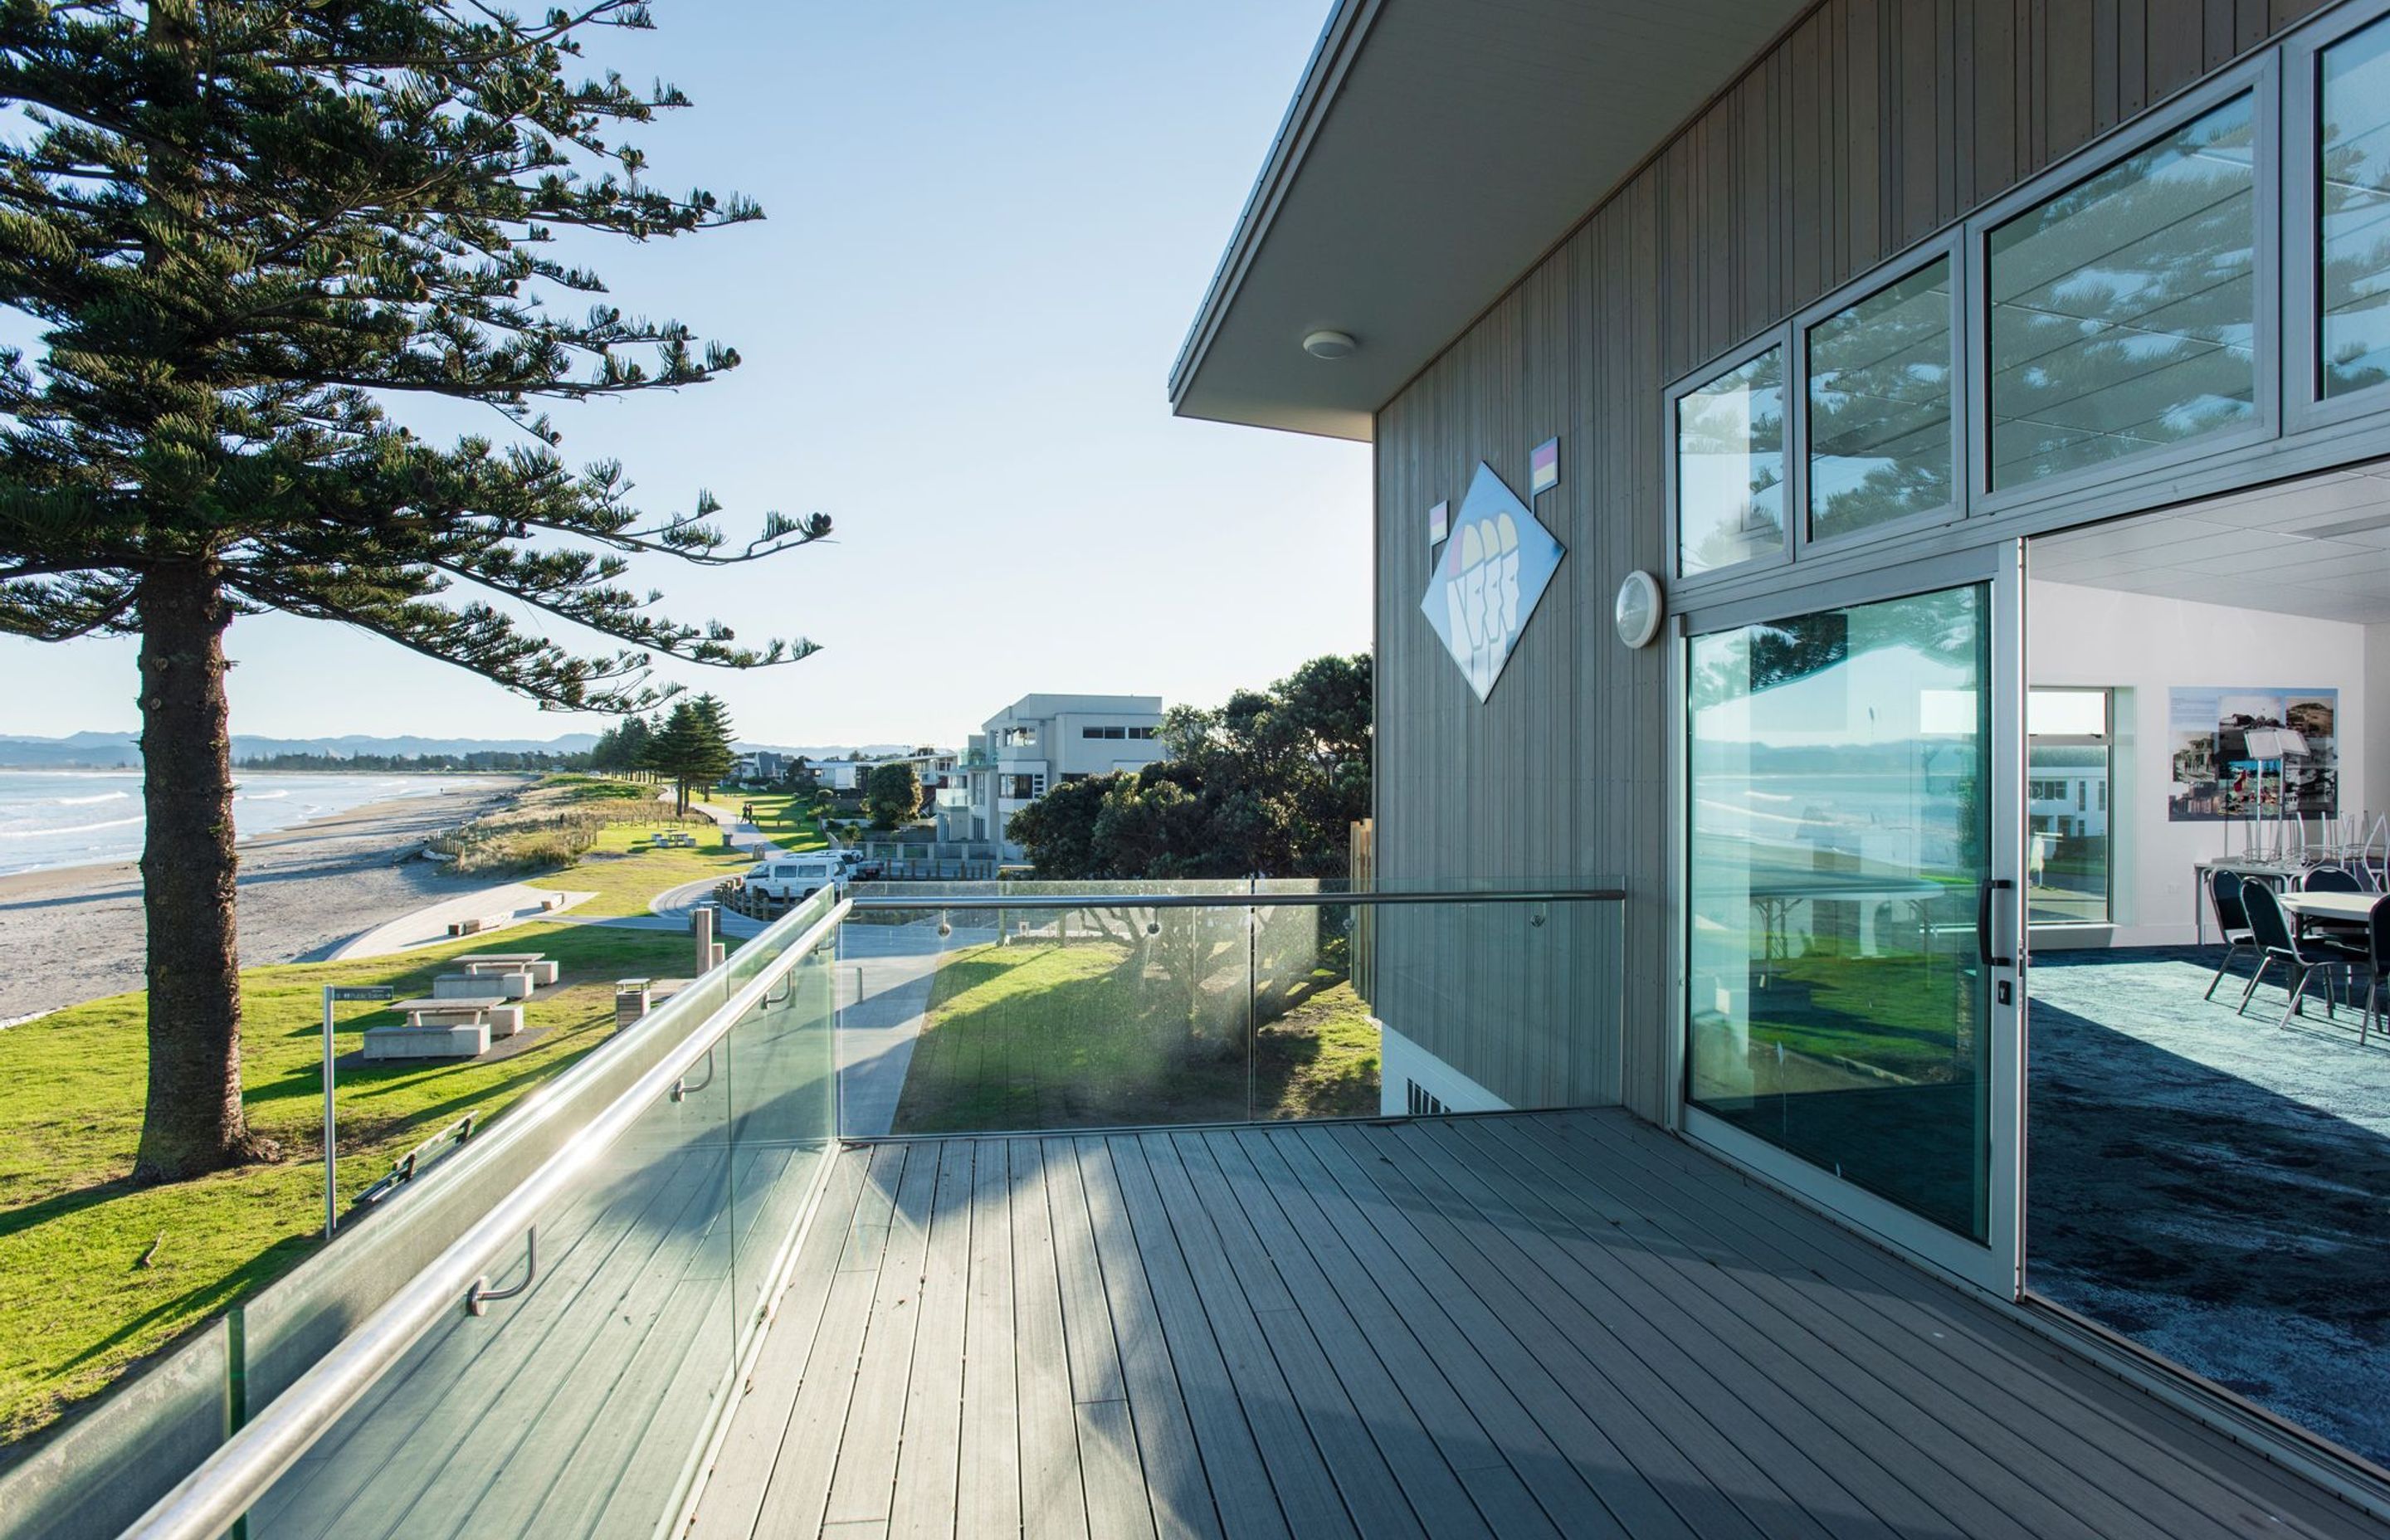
671, 1046, 717, 1103
466, 1228, 537, 1318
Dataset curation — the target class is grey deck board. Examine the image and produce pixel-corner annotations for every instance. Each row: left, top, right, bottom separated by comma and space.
1167, 1130, 1455, 1540
1480, 1115, 2145, 1540
1397, 1118, 1908, 1540
1108, 1133, 1349, 1539
1251, 1125, 1622, 1538
737, 1143, 907, 1540
822, 1138, 940, 1528
1307, 1123, 1698, 1540
1193, 1131, 1505, 1540
887, 1138, 975, 1539
691, 1148, 870, 1539
1064, 1137, 1227, 1540
957, 1139, 1022, 1539
689, 1112, 2390, 1540
1407, 1116, 2014, 1540
1005, 1139, 1090, 1540
1537, 1110, 2374, 1540
1363, 1119, 1846, 1540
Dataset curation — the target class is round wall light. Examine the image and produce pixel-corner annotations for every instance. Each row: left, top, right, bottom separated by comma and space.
1302, 329, 1358, 360
1614, 568, 1664, 649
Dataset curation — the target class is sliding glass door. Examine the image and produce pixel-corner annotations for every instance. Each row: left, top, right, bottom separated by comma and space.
1683, 558, 2025, 1292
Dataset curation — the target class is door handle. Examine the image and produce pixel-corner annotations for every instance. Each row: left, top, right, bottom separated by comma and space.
1978, 878, 2014, 968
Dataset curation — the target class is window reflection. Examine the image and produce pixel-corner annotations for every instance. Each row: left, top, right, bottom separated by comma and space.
1808, 258, 1954, 541
2324, 17, 2390, 397
1686, 586, 1990, 1239
1988, 95, 2257, 488
1677, 346, 1785, 574
2027, 689, 2112, 925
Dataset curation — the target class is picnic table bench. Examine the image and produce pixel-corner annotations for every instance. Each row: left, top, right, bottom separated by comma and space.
453, 953, 558, 986
363, 994, 520, 1060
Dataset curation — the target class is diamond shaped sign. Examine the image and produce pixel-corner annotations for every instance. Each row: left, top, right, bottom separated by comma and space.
1420, 461, 1565, 702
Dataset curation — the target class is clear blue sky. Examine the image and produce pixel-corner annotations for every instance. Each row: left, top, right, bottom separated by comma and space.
0, 1, 1368, 748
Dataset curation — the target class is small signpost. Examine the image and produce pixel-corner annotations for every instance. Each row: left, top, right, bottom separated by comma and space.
323, 984, 395, 1237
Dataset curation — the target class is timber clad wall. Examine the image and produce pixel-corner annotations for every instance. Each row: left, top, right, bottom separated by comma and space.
1372, 0, 2331, 1120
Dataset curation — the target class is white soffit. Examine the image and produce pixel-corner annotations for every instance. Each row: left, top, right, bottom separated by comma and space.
1168, 0, 1816, 442
2032, 461, 2390, 626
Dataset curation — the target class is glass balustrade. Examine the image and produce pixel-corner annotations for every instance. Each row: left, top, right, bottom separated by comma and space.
832, 882, 1626, 1138
10, 882, 1623, 1540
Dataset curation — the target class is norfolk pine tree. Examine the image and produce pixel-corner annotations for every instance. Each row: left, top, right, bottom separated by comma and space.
0, 1, 828, 1182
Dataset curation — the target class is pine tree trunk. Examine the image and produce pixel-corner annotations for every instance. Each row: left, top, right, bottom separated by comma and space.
131, 561, 277, 1183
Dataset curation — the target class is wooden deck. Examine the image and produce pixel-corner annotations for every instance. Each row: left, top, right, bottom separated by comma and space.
692, 1109, 2390, 1540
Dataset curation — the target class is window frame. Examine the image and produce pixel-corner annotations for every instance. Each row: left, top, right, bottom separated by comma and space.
1791, 230, 1968, 559
1665, 324, 1795, 582
2285, 0, 2390, 434
1964, 59, 2282, 517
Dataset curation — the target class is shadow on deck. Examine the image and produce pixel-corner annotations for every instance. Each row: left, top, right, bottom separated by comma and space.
690, 1109, 2389, 1540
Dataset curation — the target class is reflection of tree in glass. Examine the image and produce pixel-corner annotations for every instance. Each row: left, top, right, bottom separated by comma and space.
1678, 347, 1783, 570
1689, 586, 1979, 712
2323, 23, 2390, 397
1988, 95, 2256, 487
1807, 261, 1952, 539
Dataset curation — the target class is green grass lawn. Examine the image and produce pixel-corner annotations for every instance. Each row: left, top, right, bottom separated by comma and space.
700, 790, 828, 852
0, 836, 753, 1445
561, 820, 758, 917
890, 935, 1378, 1133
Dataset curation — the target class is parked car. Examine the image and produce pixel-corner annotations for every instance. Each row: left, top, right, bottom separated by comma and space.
742, 855, 845, 904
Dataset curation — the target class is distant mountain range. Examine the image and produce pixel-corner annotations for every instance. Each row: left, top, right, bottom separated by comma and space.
0, 732, 913, 769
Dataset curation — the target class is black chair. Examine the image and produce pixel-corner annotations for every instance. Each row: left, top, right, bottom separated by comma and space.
2354, 895, 2390, 1049
2300, 865, 2371, 947
2205, 870, 2256, 1002
2240, 883, 2359, 1026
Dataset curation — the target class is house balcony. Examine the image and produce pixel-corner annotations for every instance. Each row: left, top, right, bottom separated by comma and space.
44, 887, 2388, 1540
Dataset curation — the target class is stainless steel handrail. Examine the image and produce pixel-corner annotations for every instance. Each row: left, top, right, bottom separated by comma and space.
846, 886, 1625, 911
120, 897, 853, 1540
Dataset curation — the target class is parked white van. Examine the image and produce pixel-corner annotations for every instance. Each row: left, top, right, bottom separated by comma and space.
743, 855, 844, 904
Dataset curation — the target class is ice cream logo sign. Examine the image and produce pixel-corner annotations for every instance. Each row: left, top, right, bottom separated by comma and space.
1419, 461, 1565, 702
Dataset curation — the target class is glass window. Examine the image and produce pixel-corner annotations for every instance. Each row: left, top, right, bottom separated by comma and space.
1807, 258, 1954, 540
2324, 17, 2390, 397
1677, 344, 1786, 573
2026, 689, 2111, 925
1686, 585, 1990, 1239
1988, 94, 2258, 489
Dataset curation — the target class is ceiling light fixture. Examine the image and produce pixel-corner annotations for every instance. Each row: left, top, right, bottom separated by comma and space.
1302, 329, 1358, 360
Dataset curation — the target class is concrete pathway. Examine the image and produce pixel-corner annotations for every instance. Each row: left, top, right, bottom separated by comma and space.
328, 883, 595, 960
688, 800, 793, 861
648, 875, 770, 939
833, 917, 964, 1138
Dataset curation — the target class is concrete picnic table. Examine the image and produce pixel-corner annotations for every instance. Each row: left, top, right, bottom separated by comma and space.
451, 953, 558, 987
363, 995, 519, 1060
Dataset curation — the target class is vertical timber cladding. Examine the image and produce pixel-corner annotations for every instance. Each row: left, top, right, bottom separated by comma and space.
1369, 0, 2330, 1121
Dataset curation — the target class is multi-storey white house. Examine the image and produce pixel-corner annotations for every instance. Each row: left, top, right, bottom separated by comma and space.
941, 693, 1166, 855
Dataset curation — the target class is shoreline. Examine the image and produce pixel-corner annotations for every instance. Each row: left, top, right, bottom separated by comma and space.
0, 779, 524, 1022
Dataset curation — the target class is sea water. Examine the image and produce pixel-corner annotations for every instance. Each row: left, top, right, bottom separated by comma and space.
0, 769, 475, 877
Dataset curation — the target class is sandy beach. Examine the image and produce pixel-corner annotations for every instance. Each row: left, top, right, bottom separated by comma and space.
0, 781, 522, 1021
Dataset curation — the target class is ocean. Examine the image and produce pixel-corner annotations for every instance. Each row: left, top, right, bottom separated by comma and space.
0, 769, 480, 878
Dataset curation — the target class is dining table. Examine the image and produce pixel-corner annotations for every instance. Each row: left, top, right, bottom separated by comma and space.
2275, 889, 2383, 928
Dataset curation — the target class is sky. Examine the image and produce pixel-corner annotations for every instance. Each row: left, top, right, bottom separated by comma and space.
0, 1, 1369, 749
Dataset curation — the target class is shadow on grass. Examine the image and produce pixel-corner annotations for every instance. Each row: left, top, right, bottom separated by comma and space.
895, 939, 1371, 1134
0, 1175, 142, 1242
54, 1235, 312, 1374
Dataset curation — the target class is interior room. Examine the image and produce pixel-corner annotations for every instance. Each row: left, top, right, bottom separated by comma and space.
2026, 462, 2390, 1469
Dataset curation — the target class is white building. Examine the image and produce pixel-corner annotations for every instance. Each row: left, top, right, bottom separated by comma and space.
941, 694, 1166, 856
818, 748, 959, 797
